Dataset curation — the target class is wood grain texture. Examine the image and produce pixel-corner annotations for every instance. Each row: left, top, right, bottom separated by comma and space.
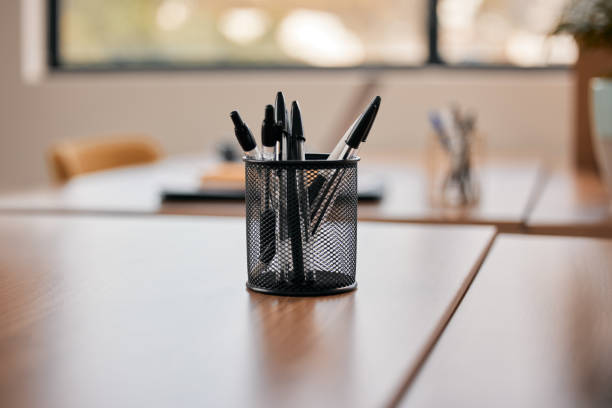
401, 234, 612, 408
0, 215, 494, 408
526, 169, 612, 237
0, 155, 541, 229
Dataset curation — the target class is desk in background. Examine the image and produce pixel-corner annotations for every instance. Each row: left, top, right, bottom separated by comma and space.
526, 169, 612, 237
0, 155, 543, 231
0, 215, 494, 407
357, 160, 543, 231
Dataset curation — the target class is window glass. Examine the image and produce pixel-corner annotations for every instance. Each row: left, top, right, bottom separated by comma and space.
57, 0, 428, 68
437, 0, 577, 66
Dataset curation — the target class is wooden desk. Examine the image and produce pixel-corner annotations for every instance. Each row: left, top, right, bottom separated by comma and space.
357, 160, 543, 231
401, 234, 612, 407
0, 215, 494, 407
526, 169, 612, 237
0, 155, 542, 230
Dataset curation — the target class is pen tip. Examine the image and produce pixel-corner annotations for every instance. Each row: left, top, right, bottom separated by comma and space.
264, 105, 274, 122
360, 98, 381, 143
275, 92, 287, 127
345, 96, 382, 147
262, 105, 276, 147
291, 101, 301, 119
230, 111, 242, 127
291, 101, 303, 138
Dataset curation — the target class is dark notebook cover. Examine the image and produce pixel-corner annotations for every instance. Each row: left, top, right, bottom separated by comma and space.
162, 178, 384, 202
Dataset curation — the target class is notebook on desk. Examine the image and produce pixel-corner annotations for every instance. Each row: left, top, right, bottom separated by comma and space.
161, 162, 384, 202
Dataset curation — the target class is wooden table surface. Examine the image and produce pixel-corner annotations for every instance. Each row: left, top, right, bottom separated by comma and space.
0, 155, 542, 230
357, 160, 542, 230
526, 169, 612, 237
401, 233, 612, 408
0, 215, 494, 408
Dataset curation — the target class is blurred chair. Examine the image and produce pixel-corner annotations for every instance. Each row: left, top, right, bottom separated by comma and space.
48, 134, 163, 183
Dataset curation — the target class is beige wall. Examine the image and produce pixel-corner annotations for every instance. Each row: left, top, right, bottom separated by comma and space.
0, 1, 573, 192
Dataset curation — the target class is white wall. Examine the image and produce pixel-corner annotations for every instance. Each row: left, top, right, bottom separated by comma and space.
0, 1, 573, 192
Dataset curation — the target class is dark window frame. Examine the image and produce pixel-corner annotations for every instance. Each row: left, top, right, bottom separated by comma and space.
47, 0, 569, 72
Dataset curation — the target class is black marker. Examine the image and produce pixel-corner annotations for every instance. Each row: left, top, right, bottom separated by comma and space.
230, 111, 260, 159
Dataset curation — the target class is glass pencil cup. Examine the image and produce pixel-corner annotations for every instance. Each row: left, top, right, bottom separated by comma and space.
244, 153, 358, 296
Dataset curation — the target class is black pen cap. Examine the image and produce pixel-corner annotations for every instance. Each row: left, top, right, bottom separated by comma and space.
261, 105, 276, 148
360, 96, 381, 143
291, 101, 304, 141
230, 111, 257, 152
275, 91, 288, 131
346, 96, 381, 149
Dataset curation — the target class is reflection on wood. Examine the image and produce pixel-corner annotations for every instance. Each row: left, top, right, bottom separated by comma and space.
0, 215, 494, 407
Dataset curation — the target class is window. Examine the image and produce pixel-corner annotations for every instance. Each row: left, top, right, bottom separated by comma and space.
49, 0, 577, 70
51, 0, 428, 68
438, 0, 577, 66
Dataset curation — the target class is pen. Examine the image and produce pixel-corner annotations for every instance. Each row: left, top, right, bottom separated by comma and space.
310, 96, 381, 235
310, 95, 381, 209
261, 104, 276, 161
275, 92, 289, 161
291, 101, 306, 161
428, 111, 451, 152
286, 109, 298, 161
230, 111, 261, 159
250, 105, 277, 279
440, 109, 460, 154
328, 96, 381, 160
273, 92, 292, 280
291, 100, 311, 280
257, 105, 278, 278
276, 97, 305, 282
356, 95, 381, 147
308, 96, 381, 221
231, 110, 274, 278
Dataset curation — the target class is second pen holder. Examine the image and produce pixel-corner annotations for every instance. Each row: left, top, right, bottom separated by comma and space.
245, 154, 358, 296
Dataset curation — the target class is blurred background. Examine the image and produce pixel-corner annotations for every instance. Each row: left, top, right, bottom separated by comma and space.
55, 0, 574, 67
0, 0, 587, 190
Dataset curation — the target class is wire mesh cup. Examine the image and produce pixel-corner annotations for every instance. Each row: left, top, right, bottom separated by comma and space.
244, 153, 358, 296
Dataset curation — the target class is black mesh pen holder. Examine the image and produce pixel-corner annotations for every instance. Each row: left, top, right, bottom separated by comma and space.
245, 153, 358, 296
